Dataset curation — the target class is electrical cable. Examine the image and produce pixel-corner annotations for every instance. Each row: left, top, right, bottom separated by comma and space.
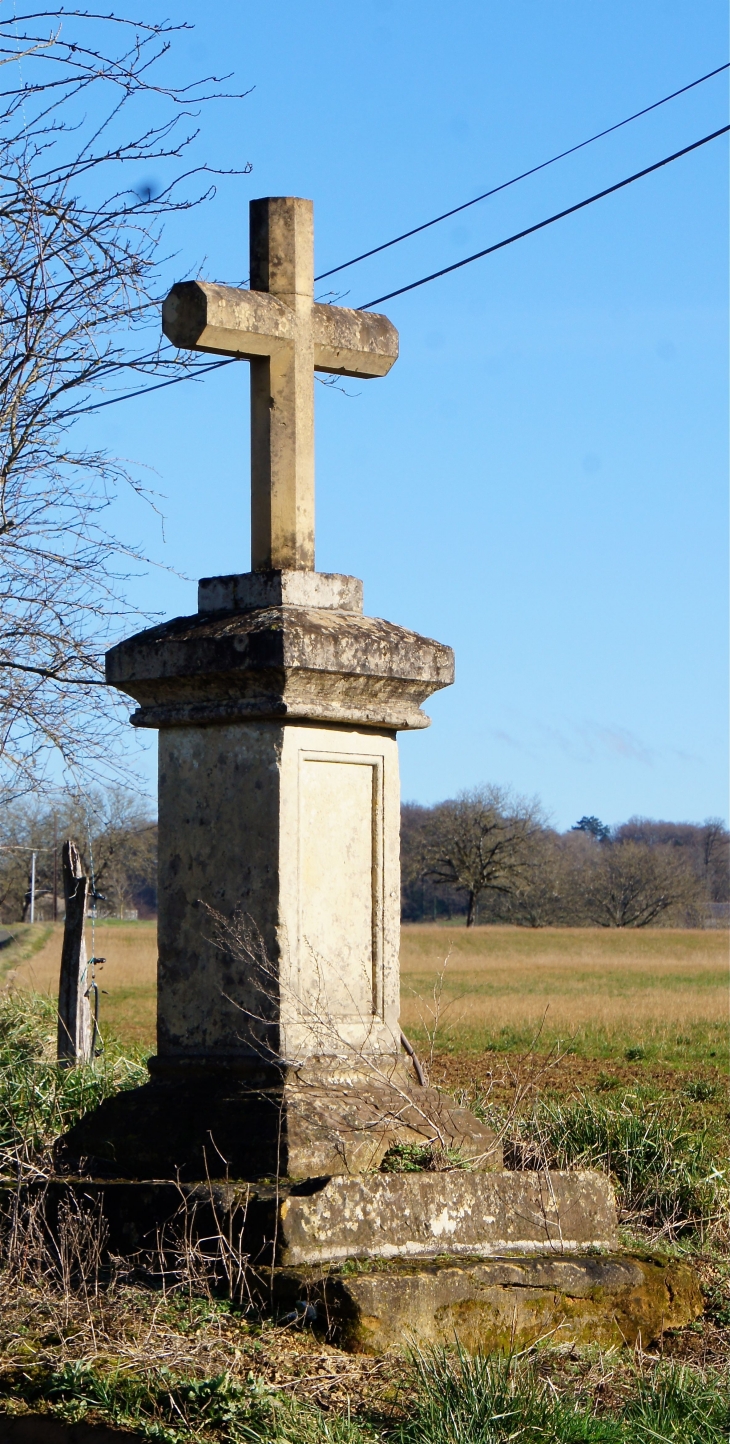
58, 118, 730, 416
63, 355, 239, 418
315, 62, 729, 282
357, 124, 730, 310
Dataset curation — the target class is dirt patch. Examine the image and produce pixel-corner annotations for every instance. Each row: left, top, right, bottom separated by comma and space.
427, 1048, 727, 1109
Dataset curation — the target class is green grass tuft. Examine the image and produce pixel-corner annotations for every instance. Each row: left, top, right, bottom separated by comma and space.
0, 991, 147, 1170
0, 1361, 376, 1442
394, 1348, 730, 1443
380, 1142, 471, 1173
512, 1091, 728, 1234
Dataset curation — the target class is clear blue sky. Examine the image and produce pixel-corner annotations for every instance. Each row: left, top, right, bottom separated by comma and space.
79, 1, 729, 830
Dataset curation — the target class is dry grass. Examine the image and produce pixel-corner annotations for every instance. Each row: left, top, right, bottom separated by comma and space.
400, 925, 728, 1062
5, 921, 728, 1062
6, 920, 157, 1046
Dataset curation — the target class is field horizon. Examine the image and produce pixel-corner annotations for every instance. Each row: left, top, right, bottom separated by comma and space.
3, 918, 726, 1067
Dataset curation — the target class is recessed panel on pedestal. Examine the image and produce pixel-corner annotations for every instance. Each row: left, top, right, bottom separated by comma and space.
298, 750, 383, 1023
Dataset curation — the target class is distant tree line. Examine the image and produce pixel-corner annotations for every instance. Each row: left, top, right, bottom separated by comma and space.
2, 783, 726, 931
0, 791, 157, 924
402, 787, 728, 928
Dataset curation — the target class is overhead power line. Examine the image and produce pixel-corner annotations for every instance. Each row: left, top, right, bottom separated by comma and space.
358, 124, 730, 310
315, 62, 729, 282
64, 356, 239, 418
60, 95, 729, 417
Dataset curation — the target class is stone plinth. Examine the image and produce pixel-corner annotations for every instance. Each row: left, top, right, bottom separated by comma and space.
3, 1171, 615, 1270
274, 1169, 618, 1265
56, 1063, 500, 1181
277, 1253, 703, 1354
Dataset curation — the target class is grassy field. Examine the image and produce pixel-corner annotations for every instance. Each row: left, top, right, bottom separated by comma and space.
400, 923, 728, 1068
5, 918, 157, 1046
8, 919, 726, 1068
0, 921, 728, 1441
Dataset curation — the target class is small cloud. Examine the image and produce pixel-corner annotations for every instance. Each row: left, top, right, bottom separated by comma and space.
583, 722, 655, 766
532, 719, 655, 767
489, 728, 523, 750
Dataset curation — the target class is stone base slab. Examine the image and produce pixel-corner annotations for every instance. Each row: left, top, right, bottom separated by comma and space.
276, 1169, 618, 1264
276, 1253, 703, 1354
8, 1168, 616, 1271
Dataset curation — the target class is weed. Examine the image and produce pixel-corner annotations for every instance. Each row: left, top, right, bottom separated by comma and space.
682, 1080, 719, 1102
512, 1091, 728, 1235
380, 1142, 471, 1173
627, 1362, 730, 1443
624, 1046, 645, 1062
0, 1360, 377, 1441
0, 991, 146, 1172
393, 1348, 730, 1444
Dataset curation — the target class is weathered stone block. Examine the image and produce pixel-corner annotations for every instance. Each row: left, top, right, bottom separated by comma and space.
153, 719, 403, 1064
197, 568, 363, 615
55, 1067, 500, 1182
277, 1253, 703, 1354
276, 1170, 618, 1265
106, 599, 453, 731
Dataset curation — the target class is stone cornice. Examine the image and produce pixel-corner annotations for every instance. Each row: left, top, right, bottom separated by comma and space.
106, 594, 454, 731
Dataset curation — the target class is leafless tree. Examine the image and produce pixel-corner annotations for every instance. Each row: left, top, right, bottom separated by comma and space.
0, 786, 156, 922
0, 8, 248, 803
418, 784, 543, 927
580, 838, 702, 928
494, 828, 580, 928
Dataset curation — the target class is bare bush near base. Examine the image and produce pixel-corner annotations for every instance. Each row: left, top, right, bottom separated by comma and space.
0, 9, 248, 802
0, 1176, 260, 1321
2, 1184, 109, 1304
203, 905, 491, 1162
203, 905, 564, 1176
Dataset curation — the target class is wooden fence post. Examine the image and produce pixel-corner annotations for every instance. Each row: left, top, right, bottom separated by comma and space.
57, 840, 92, 1065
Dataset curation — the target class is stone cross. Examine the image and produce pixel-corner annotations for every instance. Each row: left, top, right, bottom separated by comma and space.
162, 197, 398, 571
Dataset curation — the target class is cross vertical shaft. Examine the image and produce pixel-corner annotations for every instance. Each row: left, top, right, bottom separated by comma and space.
161, 197, 398, 573
249, 197, 315, 571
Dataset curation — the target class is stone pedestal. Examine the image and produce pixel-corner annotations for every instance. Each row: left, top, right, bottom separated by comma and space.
51, 567, 687, 1364
58, 570, 502, 1180
275, 1253, 703, 1354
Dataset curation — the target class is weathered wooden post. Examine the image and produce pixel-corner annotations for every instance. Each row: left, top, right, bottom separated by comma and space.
57, 840, 92, 1065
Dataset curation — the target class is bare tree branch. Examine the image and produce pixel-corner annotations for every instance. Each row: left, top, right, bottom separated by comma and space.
0, 8, 251, 802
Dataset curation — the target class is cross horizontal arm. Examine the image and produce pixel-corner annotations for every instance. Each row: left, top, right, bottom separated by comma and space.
163, 282, 293, 357
313, 304, 398, 377
163, 281, 398, 378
